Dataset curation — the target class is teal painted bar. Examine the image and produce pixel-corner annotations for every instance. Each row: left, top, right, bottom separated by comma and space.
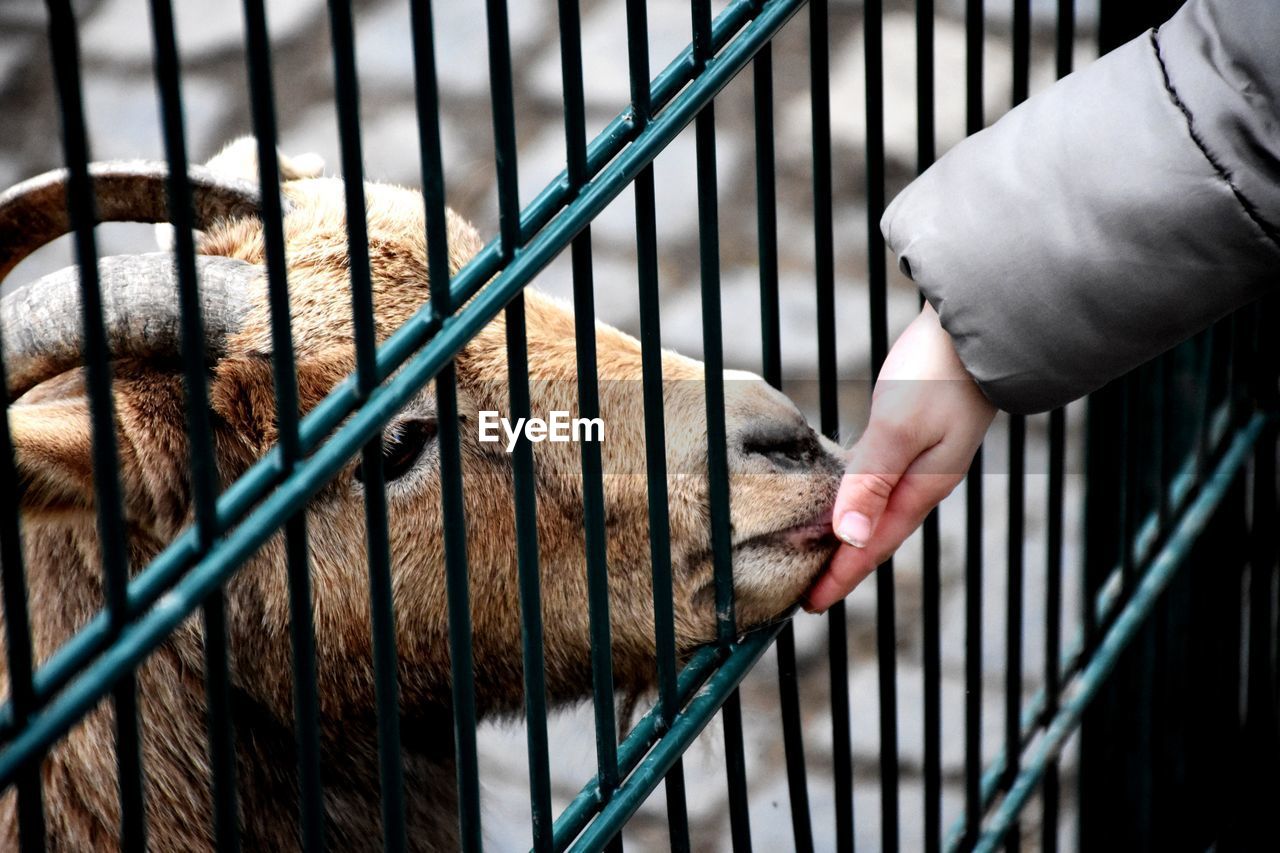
566, 624, 786, 852
969, 414, 1268, 852
549, 646, 722, 852
940, 399, 1240, 853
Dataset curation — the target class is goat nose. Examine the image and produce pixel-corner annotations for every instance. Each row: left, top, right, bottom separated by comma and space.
721, 369, 822, 468
739, 420, 823, 468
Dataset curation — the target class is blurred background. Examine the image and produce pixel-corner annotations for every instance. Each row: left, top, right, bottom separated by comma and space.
0, 0, 1098, 848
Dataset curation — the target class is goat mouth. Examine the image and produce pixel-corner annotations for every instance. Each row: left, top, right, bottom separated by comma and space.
736, 512, 838, 554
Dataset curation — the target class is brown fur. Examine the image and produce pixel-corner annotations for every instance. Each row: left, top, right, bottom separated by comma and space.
0, 139, 844, 850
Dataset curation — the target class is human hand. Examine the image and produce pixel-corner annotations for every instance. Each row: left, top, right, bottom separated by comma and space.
805, 303, 996, 612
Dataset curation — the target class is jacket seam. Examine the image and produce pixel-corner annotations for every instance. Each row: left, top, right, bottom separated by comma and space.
1150, 28, 1280, 253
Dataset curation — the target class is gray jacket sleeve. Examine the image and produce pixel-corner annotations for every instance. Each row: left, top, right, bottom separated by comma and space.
881, 0, 1280, 415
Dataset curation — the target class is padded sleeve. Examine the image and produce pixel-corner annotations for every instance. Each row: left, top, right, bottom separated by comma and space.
881, 0, 1280, 414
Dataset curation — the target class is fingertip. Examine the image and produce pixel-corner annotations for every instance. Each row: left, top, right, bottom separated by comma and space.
802, 583, 834, 614
835, 511, 872, 548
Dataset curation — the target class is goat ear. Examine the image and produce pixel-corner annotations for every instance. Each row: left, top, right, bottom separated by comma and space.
8, 395, 98, 513
203, 136, 325, 183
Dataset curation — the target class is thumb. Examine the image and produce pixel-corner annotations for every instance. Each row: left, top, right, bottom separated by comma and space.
832, 417, 924, 548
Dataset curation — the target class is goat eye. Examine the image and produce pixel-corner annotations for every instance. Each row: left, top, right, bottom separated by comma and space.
355, 418, 438, 484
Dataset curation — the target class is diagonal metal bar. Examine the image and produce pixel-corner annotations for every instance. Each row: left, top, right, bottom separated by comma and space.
943, 401, 1245, 852
566, 625, 785, 853
971, 414, 1268, 853
549, 646, 722, 852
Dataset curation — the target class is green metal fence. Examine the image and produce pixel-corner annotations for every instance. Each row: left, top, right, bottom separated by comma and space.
1, 0, 1277, 850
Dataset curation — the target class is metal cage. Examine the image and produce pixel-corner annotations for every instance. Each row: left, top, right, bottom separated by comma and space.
0, 0, 1277, 851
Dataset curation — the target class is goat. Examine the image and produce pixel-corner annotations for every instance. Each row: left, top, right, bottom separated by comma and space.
0, 138, 845, 850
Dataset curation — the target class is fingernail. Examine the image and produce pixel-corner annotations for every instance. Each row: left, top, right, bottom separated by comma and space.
836, 512, 872, 548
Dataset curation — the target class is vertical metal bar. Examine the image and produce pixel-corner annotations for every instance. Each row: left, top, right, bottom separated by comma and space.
438, 367, 481, 852
239, 1, 326, 849
1003, 416, 1024, 853
544, 4, 608, 850
963, 450, 983, 849
486, 0, 521, 261
145, 1, 239, 847
963, 1, 984, 847
772, 628, 814, 852
691, 3, 751, 849
1227, 313, 1245, 426
623, 1, 692, 846
552, 0, 622, 835
1041, 410, 1065, 853
755, 45, 782, 393
811, 0, 853, 848
1002, 6, 1030, 850
440, 375, 481, 853
1012, 0, 1030, 106
693, 0, 733, 649
864, 1, 900, 849
408, 0, 450, 307
916, 3, 941, 850
323, 1, 408, 850
720, 691, 753, 852
1056, 0, 1075, 82
1079, 379, 1122, 842
487, 2, 553, 851
0, 340, 46, 852
916, 0, 935, 174
44, 2, 148, 848
1195, 326, 1217, 477
864, 11, 889, 377
635, 164, 693, 851
1042, 7, 1072, 848
1155, 358, 1170, 528
755, 39, 815, 853
506, 292, 553, 853
921, 510, 942, 853
1119, 383, 1135, 592
408, 2, 482, 849
966, 0, 984, 136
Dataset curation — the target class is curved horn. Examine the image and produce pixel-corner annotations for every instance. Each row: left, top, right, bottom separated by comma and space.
0, 161, 277, 284
1, 253, 259, 400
